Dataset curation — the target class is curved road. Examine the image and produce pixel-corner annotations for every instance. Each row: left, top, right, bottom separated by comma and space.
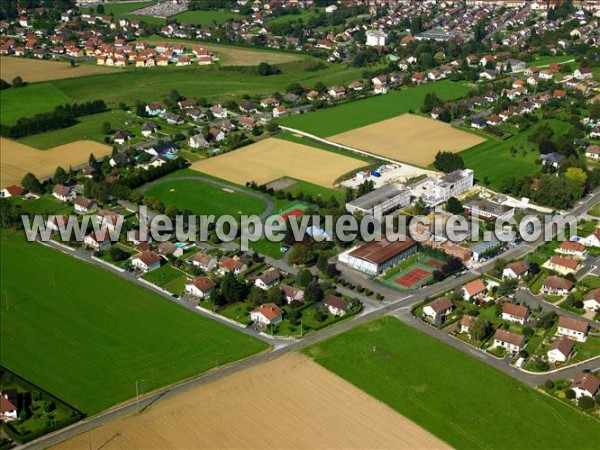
139, 176, 275, 221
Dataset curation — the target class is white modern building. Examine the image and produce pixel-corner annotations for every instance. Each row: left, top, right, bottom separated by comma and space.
422, 169, 474, 206
366, 29, 387, 47
346, 184, 410, 219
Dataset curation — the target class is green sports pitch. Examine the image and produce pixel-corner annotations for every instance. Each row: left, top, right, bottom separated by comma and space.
305, 317, 599, 449
0, 232, 268, 415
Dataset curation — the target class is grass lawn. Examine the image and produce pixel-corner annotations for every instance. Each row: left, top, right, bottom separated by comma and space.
304, 317, 599, 449
459, 119, 571, 189
10, 195, 72, 215
0, 232, 268, 415
279, 80, 472, 136
143, 178, 268, 217
173, 9, 238, 26
277, 178, 346, 203
0, 83, 71, 125
142, 264, 189, 290
587, 202, 600, 217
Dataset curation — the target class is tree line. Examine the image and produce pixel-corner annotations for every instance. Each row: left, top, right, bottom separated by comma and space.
0, 100, 107, 139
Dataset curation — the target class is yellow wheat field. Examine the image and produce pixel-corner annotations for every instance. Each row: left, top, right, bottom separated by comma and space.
0, 56, 115, 83
329, 114, 485, 167
192, 137, 366, 187
54, 353, 449, 449
1, 138, 112, 187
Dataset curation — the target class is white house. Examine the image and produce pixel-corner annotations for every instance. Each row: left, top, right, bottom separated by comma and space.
73, 197, 96, 214
254, 269, 281, 290
323, 295, 351, 316
460, 315, 476, 336
502, 261, 529, 279
547, 337, 574, 363
423, 297, 454, 326
250, 303, 284, 326
185, 276, 216, 298
491, 329, 525, 354
52, 184, 75, 202
0, 185, 24, 198
187, 252, 217, 272
281, 284, 304, 304
583, 289, 600, 312
501, 303, 529, 324
556, 316, 588, 342
570, 373, 600, 399
366, 29, 387, 47
84, 229, 112, 252
131, 251, 161, 272
0, 393, 17, 421
462, 279, 487, 301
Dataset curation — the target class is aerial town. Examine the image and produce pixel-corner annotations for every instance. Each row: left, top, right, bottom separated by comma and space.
0, 0, 599, 448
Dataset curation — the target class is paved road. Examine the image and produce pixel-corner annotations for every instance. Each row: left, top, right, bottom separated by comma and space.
139, 175, 275, 221
21, 189, 600, 449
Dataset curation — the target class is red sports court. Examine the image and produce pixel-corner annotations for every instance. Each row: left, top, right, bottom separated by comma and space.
395, 268, 431, 288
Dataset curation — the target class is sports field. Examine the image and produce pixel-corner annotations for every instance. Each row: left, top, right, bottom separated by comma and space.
0, 56, 115, 83
55, 353, 448, 449
191, 138, 366, 187
329, 114, 485, 167
0, 138, 112, 188
143, 178, 269, 217
305, 317, 600, 449
280, 80, 472, 136
0, 232, 267, 414
380, 255, 444, 290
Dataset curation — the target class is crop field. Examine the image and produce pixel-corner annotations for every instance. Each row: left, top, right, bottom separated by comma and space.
143, 178, 269, 217
329, 114, 485, 167
459, 119, 571, 189
55, 353, 448, 450
0, 138, 112, 188
191, 138, 366, 187
0, 232, 267, 415
305, 317, 600, 449
0, 83, 70, 126
0, 56, 115, 84
280, 80, 472, 136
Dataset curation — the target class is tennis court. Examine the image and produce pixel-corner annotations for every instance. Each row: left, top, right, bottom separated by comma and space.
271, 203, 310, 224
380, 255, 446, 291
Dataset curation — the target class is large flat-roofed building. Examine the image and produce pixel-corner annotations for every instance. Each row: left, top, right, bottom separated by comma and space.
340, 237, 418, 275
463, 199, 515, 221
424, 169, 474, 206
346, 184, 410, 219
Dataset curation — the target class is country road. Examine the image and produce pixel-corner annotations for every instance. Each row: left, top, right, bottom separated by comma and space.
19, 189, 600, 449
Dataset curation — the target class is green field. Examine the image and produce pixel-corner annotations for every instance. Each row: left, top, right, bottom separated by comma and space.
0, 232, 268, 414
143, 178, 268, 217
0, 83, 71, 125
173, 9, 238, 26
459, 119, 571, 189
305, 317, 599, 449
280, 80, 472, 136
92, 1, 155, 16
589, 202, 600, 217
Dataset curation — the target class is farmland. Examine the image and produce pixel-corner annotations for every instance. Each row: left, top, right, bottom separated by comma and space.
191, 137, 366, 187
0, 138, 112, 188
0, 57, 115, 84
0, 232, 268, 414
143, 178, 269, 217
0, 83, 70, 126
280, 80, 473, 136
305, 317, 600, 449
172, 9, 239, 27
54, 353, 448, 450
459, 119, 571, 189
329, 114, 485, 167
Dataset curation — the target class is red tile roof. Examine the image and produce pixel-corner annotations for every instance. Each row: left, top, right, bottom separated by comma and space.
253, 303, 284, 321
557, 316, 588, 334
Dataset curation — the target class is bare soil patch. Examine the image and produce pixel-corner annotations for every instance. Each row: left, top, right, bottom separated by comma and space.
1, 138, 112, 187
0, 57, 115, 83
192, 138, 365, 187
54, 353, 448, 449
329, 114, 485, 167
266, 176, 297, 191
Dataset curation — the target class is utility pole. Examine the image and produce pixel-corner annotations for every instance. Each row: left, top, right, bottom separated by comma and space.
135, 379, 144, 413
300, 320, 303, 338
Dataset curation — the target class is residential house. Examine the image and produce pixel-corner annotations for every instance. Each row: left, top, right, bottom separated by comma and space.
0, 393, 17, 421
556, 316, 589, 343
109, 153, 131, 167
141, 122, 159, 137
422, 297, 454, 326
52, 184, 75, 202
328, 86, 346, 99
131, 251, 161, 272
45, 215, 69, 233
581, 229, 600, 248
541, 276, 574, 295
0, 185, 25, 198
462, 279, 487, 301
460, 314, 476, 336
209, 128, 225, 142
114, 130, 132, 144
73, 197, 96, 214
188, 134, 209, 148
96, 210, 123, 232
187, 252, 217, 272
570, 373, 600, 399
556, 241, 587, 259
543, 255, 580, 275
157, 241, 184, 258
145, 103, 165, 116
185, 276, 216, 298
210, 106, 228, 119
250, 303, 284, 326
281, 284, 304, 304
583, 288, 600, 312
323, 295, 350, 316
501, 303, 529, 324
218, 256, 247, 275
84, 229, 112, 252
502, 261, 529, 279
255, 269, 281, 290
539, 152, 565, 168
547, 337, 574, 363
491, 329, 525, 354
574, 67, 593, 80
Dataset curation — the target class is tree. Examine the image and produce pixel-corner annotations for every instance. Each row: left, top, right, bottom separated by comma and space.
70, 59, 75, 68
565, 167, 587, 202
434, 151, 464, 173
446, 196, 463, 214
102, 121, 112, 134
305, 283, 323, 303
12, 76, 23, 87
522, 326, 534, 338
296, 269, 313, 287
0, 79, 9, 90
248, 285, 266, 306
544, 380, 554, 390
470, 317, 492, 343
578, 396, 594, 410
314, 309, 327, 322
21, 172, 43, 194
316, 254, 328, 272
565, 388, 576, 400
266, 286, 283, 306
536, 312, 557, 330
